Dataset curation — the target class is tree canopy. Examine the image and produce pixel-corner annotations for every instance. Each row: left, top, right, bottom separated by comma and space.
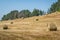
2, 9, 44, 20
47, 0, 60, 13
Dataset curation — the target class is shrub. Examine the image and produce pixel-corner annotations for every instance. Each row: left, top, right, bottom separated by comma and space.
49, 23, 57, 31
3, 25, 8, 30
36, 19, 39, 21
11, 22, 13, 24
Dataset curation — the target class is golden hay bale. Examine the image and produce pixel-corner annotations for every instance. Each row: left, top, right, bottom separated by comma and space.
36, 19, 39, 21
49, 23, 57, 31
11, 22, 13, 24
3, 25, 8, 30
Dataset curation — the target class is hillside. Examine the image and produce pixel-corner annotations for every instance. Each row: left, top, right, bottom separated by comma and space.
0, 12, 60, 40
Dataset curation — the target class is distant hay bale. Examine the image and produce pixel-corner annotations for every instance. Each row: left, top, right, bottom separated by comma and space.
3, 25, 8, 30
11, 22, 13, 24
49, 23, 57, 31
21, 17, 24, 19
36, 19, 39, 21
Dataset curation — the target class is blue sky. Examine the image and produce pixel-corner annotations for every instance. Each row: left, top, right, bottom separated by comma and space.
0, 0, 57, 20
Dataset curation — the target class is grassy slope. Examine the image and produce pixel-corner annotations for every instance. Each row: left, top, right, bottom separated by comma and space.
0, 12, 60, 40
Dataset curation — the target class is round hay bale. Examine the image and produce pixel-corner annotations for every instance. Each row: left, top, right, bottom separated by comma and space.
49, 23, 57, 31
3, 25, 8, 30
11, 22, 13, 24
21, 17, 24, 19
36, 19, 39, 21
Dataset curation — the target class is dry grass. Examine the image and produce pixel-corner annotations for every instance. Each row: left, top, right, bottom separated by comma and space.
0, 12, 60, 40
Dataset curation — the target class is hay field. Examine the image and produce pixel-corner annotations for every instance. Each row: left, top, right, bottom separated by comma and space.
0, 12, 60, 40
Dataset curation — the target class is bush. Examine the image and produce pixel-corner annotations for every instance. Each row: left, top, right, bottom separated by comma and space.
36, 19, 39, 21
3, 25, 8, 30
49, 23, 57, 31
11, 22, 13, 24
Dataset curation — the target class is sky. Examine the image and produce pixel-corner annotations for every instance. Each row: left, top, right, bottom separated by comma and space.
0, 0, 57, 20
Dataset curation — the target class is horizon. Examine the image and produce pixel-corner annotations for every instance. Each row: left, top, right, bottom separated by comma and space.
0, 0, 57, 20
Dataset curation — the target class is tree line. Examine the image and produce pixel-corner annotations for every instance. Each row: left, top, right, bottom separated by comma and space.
2, 0, 60, 20
2, 9, 45, 20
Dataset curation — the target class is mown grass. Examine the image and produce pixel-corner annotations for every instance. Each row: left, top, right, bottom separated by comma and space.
0, 30, 60, 40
